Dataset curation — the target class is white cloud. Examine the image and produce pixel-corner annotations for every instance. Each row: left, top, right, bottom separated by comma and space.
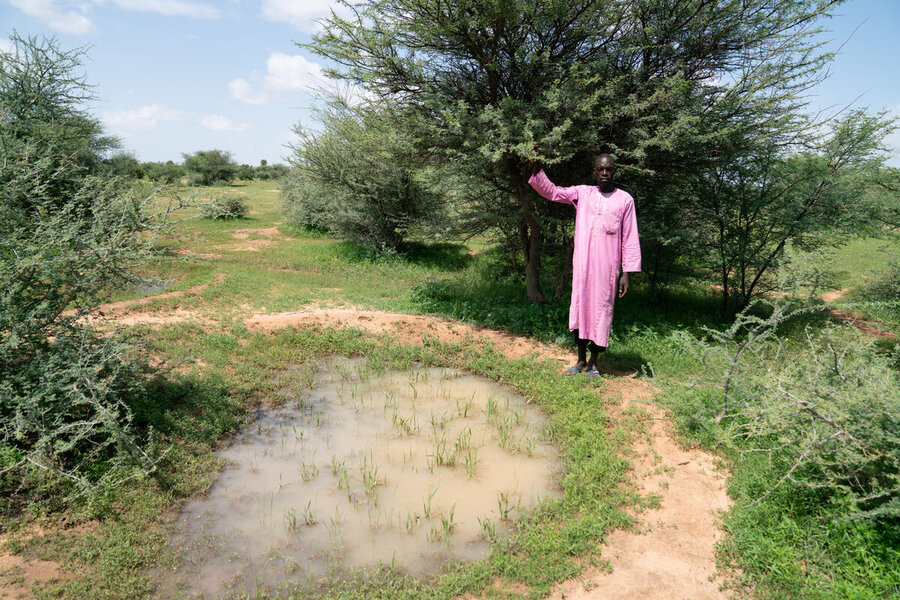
228, 52, 338, 105
9, 0, 219, 35
104, 104, 182, 131
228, 78, 268, 105
199, 115, 251, 132
9, 0, 96, 35
0, 39, 14, 54
103, 0, 219, 19
260, 0, 348, 32
886, 104, 900, 167
264, 52, 335, 94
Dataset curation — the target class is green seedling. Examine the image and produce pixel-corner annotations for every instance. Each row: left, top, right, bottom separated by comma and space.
299, 456, 319, 481
360, 456, 382, 498
284, 509, 299, 532
498, 491, 517, 521
303, 501, 316, 526
404, 511, 421, 534
440, 504, 456, 538
477, 516, 496, 540
464, 447, 479, 478
422, 486, 438, 519
485, 395, 497, 418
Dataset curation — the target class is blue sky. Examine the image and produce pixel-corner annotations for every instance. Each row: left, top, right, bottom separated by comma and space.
1, 0, 898, 166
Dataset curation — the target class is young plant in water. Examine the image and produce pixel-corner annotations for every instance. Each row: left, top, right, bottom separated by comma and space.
485, 395, 498, 419
464, 447, 479, 478
431, 434, 457, 467
303, 501, 316, 526
360, 456, 382, 498
299, 459, 319, 482
497, 491, 517, 521
456, 394, 475, 418
440, 504, 456, 538
422, 486, 438, 519
284, 509, 299, 532
477, 516, 497, 540
404, 511, 421, 534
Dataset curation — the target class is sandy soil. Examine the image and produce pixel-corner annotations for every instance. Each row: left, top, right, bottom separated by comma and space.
43, 285, 734, 599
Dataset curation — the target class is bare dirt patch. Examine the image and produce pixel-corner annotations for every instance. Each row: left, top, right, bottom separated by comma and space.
820, 286, 852, 303
0, 523, 95, 600
83, 273, 225, 319
546, 401, 730, 599
230, 226, 286, 240
170, 248, 223, 259
0, 553, 67, 600
245, 309, 572, 364
229, 239, 278, 251
829, 310, 897, 338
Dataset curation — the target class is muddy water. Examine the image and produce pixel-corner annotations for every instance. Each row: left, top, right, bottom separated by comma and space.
159, 360, 562, 598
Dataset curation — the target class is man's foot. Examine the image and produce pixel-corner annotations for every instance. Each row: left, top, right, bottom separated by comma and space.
563, 362, 587, 375
584, 366, 601, 377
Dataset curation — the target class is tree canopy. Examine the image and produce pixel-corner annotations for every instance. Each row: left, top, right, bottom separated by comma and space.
307, 0, 895, 307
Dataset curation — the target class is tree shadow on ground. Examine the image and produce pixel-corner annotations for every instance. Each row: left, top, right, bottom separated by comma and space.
401, 241, 474, 271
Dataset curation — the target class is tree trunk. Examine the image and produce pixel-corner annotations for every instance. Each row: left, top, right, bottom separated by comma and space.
509, 162, 547, 304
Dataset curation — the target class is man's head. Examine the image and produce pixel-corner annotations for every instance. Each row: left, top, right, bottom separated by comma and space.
593, 154, 616, 191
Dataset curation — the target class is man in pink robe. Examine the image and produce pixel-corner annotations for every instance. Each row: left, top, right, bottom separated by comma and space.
529, 154, 641, 376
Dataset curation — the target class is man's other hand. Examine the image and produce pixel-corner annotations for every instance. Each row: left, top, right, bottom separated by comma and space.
618, 272, 630, 298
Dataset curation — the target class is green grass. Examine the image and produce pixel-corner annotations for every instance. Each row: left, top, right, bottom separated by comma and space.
821, 236, 900, 291
4, 178, 898, 599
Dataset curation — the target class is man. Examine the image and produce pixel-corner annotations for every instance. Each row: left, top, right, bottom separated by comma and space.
529, 154, 641, 376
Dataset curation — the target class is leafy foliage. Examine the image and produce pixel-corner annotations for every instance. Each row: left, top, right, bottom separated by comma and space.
182, 149, 237, 186
306, 0, 892, 306
284, 99, 444, 253
676, 249, 900, 523
141, 160, 185, 184
198, 192, 249, 220
0, 33, 171, 500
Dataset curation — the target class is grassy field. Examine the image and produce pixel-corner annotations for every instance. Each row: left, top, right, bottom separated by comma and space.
2, 179, 897, 599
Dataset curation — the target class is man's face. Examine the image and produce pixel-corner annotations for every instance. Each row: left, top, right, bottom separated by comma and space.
593, 156, 616, 186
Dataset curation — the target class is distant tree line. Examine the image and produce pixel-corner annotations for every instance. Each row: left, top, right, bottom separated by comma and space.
282, 0, 899, 311
100, 149, 289, 185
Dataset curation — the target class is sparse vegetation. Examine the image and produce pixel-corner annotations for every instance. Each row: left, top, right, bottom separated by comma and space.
198, 192, 249, 220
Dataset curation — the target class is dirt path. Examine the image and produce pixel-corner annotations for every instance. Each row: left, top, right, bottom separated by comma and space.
821, 287, 897, 339
63, 297, 733, 599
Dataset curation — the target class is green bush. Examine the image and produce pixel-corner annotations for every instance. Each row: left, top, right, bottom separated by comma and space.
1, 33, 168, 500
859, 259, 900, 321
681, 298, 900, 522
280, 168, 333, 232
142, 160, 185, 184
284, 99, 445, 254
199, 193, 248, 220
183, 149, 237, 186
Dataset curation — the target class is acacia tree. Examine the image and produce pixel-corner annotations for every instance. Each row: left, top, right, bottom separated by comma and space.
309, 0, 849, 303
1, 34, 169, 497
695, 109, 896, 311
183, 149, 237, 185
284, 99, 443, 253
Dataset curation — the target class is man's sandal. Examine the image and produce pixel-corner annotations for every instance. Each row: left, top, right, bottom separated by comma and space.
584, 367, 601, 378
563, 364, 585, 375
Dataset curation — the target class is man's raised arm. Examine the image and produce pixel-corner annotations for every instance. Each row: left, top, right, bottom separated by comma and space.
527, 161, 578, 207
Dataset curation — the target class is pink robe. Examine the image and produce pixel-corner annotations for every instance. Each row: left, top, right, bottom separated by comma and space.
529, 169, 641, 346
